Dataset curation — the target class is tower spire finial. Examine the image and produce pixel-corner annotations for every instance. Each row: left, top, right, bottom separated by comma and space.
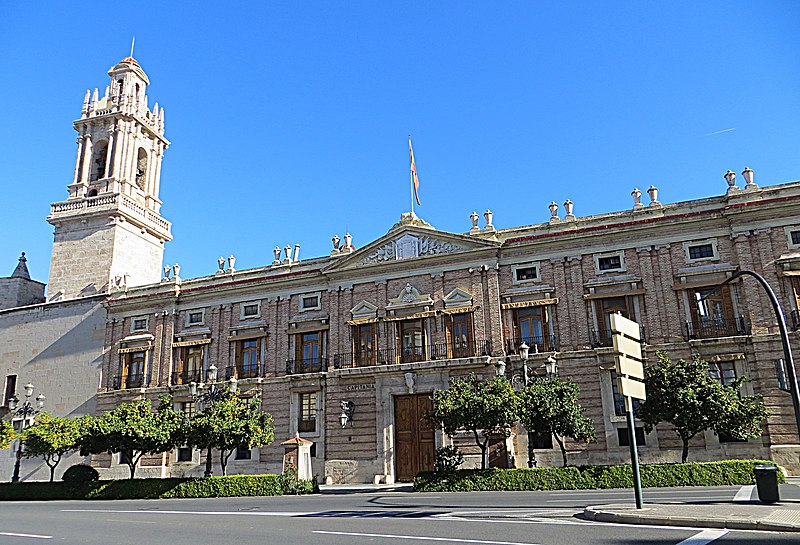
130, 36, 135, 59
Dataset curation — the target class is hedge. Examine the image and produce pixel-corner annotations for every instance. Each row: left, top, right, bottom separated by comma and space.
0, 474, 318, 501
414, 460, 785, 492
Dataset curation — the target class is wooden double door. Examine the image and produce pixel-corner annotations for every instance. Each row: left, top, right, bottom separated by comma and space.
394, 394, 435, 482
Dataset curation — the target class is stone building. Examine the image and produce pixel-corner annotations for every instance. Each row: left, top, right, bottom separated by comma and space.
0, 56, 170, 480
3, 56, 800, 483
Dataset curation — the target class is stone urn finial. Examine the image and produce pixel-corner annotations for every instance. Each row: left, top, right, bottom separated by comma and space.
483, 209, 494, 230
548, 201, 559, 220
173, 263, 181, 278
470, 211, 480, 231
227, 255, 236, 272
332, 234, 340, 251
284, 245, 292, 262
724, 170, 736, 187
564, 199, 575, 219
218, 256, 225, 273
742, 167, 757, 189
647, 185, 660, 206
344, 233, 353, 249
632, 188, 644, 210
273, 246, 281, 264
163, 264, 171, 281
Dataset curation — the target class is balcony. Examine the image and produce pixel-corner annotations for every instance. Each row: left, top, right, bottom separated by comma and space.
171, 370, 203, 385
331, 340, 494, 370
590, 325, 647, 348
505, 334, 559, 355
112, 373, 147, 390
224, 365, 260, 379
286, 357, 327, 375
684, 316, 749, 340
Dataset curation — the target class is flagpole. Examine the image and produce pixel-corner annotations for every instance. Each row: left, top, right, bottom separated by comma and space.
409, 135, 414, 215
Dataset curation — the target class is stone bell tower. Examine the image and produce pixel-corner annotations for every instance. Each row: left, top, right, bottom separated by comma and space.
46, 56, 172, 300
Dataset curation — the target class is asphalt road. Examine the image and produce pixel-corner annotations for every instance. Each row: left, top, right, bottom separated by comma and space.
0, 484, 798, 545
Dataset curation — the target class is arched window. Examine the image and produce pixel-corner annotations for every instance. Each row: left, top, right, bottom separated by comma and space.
90, 141, 108, 181
135, 148, 148, 189
87, 189, 98, 197
134, 84, 140, 103
117, 79, 124, 100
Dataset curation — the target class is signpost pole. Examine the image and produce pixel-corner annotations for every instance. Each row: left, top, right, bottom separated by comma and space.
626, 396, 644, 509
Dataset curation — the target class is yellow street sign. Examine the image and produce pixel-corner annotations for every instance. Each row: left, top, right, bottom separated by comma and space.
610, 313, 641, 341
616, 354, 645, 380
618, 376, 647, 401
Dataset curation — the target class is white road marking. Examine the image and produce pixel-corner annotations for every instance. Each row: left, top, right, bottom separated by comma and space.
0, 532, 53, 539
62, 509, 312, 517
313, 530, 541, 545
675, 529, 729, 545
105, 519, 157, 524
733, 485, 754, 502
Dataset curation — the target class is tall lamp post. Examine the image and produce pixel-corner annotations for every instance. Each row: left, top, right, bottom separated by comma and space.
8, 383, 46, 483
514, 343, 558, 468
709, 270, 800, 438
188, 364, 238, 478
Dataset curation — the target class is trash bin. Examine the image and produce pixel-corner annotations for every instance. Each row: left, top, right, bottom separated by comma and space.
754, 464, 780, 504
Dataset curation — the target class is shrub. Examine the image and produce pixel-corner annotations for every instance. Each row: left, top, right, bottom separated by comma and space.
62, 464, 100, 485
414, 459, 784, 492
434, 446, 464, 475
0, 474, 316, 501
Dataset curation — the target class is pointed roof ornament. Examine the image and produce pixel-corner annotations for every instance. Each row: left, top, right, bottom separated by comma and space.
12, 252, 31, 279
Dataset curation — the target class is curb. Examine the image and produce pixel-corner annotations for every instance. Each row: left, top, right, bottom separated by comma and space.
584, 505, 800, 533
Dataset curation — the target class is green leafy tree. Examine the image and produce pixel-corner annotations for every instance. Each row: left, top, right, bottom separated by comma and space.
429, 373, 518, 469
0, 419, 13, 450
517, 377, 596, 467
186, 396, 275, 476
80, 396, 183, 479
21, 413, 85, 482
636, 352, 768, 463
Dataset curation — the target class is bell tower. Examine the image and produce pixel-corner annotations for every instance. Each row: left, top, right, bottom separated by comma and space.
47, 56, 172, 300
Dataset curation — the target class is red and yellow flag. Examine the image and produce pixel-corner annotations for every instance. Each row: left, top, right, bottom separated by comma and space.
409, 136, 421, 206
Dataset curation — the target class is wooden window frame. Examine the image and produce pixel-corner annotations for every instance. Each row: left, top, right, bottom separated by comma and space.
236, 338, 261, 379
512, 306, 550, 351
447, 313, 475, 358
298, 392, 318, 433
397, 319, 426, 363
354, 323, 376, 367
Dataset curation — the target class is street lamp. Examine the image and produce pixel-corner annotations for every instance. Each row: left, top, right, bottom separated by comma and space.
8, 383, 46, 483
339, 400, 354, 428
513, 349, 559, 468
187, 364, 239, 477
705, 270, 800, 441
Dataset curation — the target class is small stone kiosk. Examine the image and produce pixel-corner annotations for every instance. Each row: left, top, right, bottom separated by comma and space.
281, 434, 313, 480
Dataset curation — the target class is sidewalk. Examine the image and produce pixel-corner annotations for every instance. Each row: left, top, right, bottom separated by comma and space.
585, 491, 800, 532
318, 482, 413, 494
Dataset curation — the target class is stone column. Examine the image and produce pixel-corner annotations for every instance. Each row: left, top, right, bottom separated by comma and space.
72, 135, 85, 185
104, 128, 115, 180
79, 133, 93, 183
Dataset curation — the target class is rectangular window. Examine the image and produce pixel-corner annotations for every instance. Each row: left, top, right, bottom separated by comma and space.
611, 370, 640, 416
513, 265, 539, 282
295, 332, 322, 372
132, 317, 148, 331
298, 392, 317, 433
594, 296, 635, 347
709, 361, 737, 387
688, 244, 715, 260
449, 313, 474, 358
399, 319, 426, 363
300, 295, 320, 311
181, 401, 195, 419
597, 255, 623, 272
176, 345, 204, 384
187, 311, 204, 326
689, 285, 739, 338
2, 375, 17, 407
121, 351, 146, 388
511, 306, 550, 352
792, 231, 800, 246
241, 303, 260, 318
235, 444, 252, 460
617, 427, 646, 447
355, 324, 376, 366
236, 338, 261, 378
177, 447, 193, 462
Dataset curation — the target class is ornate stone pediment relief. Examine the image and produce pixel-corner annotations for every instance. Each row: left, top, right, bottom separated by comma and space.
387, 283, 433, 310
357, 233, 468, 266
443, 287, 473, 309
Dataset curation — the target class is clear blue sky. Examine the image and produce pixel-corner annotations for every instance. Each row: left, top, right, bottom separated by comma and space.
2, 2, 799, 286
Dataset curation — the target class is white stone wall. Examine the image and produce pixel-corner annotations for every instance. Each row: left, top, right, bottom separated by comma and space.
0, 298, 105, 481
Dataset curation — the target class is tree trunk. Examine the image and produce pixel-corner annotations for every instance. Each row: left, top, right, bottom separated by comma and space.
472, 430, 488, 470
204, 447, 213, 477
220, 449, 233, 476
46, 453, 61, 482
554, 435, 568, 467
681, 437, 690, 463
127, 462, 136, 479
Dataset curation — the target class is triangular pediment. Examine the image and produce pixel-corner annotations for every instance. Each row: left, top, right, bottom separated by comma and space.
443, 288, 474, 308
324, 223, 500, 273
350, 300, 379, 319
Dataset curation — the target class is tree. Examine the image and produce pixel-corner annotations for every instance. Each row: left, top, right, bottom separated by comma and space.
21, 413, 85, 482
0, 420, 13, 450
636, 352, 768, 463
429, 373, 518, 469
80, 396, 183, 479
517, 377, 596, 467
186, 396, 275, 476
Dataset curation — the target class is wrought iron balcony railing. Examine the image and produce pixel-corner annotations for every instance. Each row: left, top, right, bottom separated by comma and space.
224, 365, 260, 379
590, 325, 647, 348
505, 334, 559, 355
684, 316, 749, 340
285, 357, 327, 375
112, 373, 147, 390
331, 340, 494, 370
170, 370, 203, 385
